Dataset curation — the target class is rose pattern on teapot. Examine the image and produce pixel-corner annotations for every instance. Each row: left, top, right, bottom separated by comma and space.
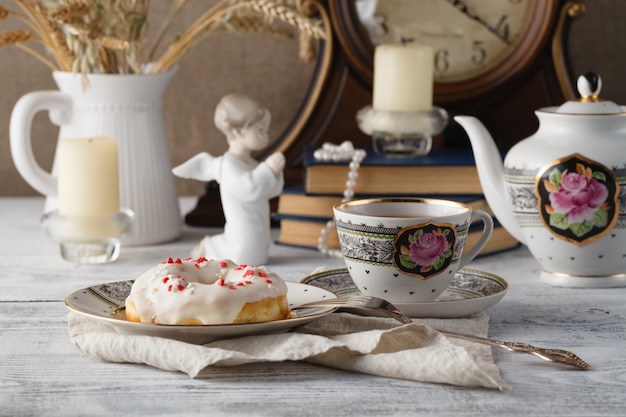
535, 154, 619, 246
504, 153, 625, 250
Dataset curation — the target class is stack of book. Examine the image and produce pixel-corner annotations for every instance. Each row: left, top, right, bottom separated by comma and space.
273, 147, 520, 256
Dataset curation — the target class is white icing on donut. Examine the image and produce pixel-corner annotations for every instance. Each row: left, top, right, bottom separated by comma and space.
125, 257, 288, 325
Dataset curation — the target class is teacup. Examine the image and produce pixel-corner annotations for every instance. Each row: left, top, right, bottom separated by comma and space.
333, 198, 494, 303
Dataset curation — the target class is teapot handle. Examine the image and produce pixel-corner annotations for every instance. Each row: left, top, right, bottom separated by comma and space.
10, 91, 72, 197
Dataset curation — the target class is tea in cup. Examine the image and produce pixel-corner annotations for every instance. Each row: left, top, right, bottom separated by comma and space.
333, 198, 494, 303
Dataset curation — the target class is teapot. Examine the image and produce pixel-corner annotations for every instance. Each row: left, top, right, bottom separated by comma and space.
455, 73, 626, 288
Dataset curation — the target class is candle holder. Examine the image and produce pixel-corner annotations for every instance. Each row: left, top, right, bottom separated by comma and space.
41, 209, 134, 264
356, 106, 449, 157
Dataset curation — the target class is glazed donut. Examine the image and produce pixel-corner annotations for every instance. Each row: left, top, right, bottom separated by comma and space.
125, 257, 289, 325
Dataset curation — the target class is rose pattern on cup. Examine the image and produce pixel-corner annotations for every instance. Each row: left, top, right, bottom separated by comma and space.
393, 222, 456, 280
536, 153, 619, 246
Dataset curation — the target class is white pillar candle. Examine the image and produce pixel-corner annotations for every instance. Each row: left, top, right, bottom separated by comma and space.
373, 42, 434, 112
56, 136, 120, 217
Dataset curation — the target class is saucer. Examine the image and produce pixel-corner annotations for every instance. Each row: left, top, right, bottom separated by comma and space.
300, 268, 509, 318
66, 281, 337, 344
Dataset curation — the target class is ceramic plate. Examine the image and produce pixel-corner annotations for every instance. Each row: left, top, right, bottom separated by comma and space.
66, 281, 337, 344
300, 268, 508, 318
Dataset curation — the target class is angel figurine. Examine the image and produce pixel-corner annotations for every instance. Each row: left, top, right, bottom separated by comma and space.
172, 93, 285, 265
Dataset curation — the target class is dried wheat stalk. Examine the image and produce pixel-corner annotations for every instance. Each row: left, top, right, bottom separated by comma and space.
0, 3, 66, 70
1, 0, 325, 74
223, 14, 295, 39
248, 0, 324, 39
0, 28, 32, 46
146, 0, 190, 62
151, 0, 325, 73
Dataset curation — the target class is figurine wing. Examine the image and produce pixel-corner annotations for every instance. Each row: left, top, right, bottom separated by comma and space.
172, 152, 217, 182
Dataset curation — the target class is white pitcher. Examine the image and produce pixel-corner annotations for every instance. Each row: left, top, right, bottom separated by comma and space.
10, 68, 181, 245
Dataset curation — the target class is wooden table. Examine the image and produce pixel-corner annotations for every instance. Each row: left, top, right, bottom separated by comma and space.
1, 197, 624, 416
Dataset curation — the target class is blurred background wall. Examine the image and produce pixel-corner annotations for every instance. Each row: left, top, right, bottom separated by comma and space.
0, 0, 623, 197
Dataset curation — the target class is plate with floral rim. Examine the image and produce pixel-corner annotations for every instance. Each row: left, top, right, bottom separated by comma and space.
66, 281, 337, 344
300, 268, 508, 318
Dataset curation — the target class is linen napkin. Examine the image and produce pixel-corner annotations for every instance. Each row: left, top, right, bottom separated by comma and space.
67, 311, 509, 390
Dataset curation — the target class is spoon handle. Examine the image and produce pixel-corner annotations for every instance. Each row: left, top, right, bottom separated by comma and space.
439, 330, 591, 371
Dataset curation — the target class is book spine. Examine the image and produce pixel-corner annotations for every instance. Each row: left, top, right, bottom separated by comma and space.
305, 165, 483, 195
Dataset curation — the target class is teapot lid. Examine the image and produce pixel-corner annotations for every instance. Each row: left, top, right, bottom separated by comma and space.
556, 72, 623, 114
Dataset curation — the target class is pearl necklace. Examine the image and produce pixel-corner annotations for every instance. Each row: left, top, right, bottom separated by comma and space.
313, 141, 366, 257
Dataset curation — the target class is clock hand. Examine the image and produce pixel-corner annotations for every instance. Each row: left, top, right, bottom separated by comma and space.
445, 0, 512, 45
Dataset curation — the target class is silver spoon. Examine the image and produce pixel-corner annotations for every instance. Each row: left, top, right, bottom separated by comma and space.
292, 295, 591, 371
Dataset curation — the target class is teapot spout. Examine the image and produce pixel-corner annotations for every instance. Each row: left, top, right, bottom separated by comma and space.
454, 116, 525, 244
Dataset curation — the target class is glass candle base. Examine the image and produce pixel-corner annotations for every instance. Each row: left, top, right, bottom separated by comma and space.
41, 209, 134, 264
372, 132, 433, 157
60, 240, 121, 264
356, 106, 449, 157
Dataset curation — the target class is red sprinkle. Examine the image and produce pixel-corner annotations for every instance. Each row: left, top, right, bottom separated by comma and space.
237, 282, 244, 287
219, 261, 228, 268
166, 257, 174, 264
265, 279, 273, 284
177, 285, 185, 291
216, 279, 225, 287
168, 285, 173, 292
244, 281, 252, 285
175, 258, 182, 263
195, 258, 208, 269
243, 270, 254, 278
162, 277, 169, 284
228, 285, 237, 290
185, 257, 192, 261
258, 272, 267, 278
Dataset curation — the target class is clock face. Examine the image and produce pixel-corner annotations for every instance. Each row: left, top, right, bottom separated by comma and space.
357, 0, 538, 83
